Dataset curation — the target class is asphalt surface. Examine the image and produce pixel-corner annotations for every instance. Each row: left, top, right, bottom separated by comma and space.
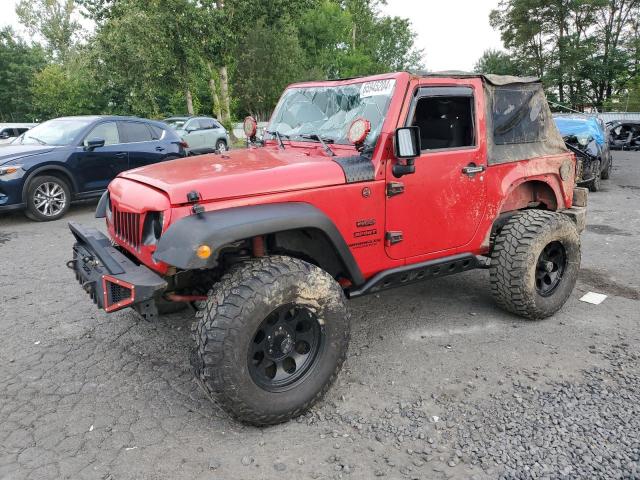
1, 151, 639, 480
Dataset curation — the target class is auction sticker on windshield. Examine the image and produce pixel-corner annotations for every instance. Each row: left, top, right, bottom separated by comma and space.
360, 79, 396, 98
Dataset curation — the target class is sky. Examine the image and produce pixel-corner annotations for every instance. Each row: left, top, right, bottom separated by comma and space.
1, 0, 504, 71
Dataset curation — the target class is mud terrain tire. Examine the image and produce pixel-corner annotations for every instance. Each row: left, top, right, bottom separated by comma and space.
191, 255, 350, 425
490, 210, 580, 320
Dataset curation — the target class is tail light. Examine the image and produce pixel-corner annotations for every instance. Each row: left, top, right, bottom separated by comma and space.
102, 275, 135, 312
180, 140, 189, 148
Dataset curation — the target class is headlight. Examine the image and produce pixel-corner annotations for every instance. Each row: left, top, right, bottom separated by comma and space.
0, 165, 22, 176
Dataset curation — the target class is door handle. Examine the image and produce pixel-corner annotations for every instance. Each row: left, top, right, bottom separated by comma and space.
156, 146, 165, 152
114, 153, 127, 158
462, 163, 485, 176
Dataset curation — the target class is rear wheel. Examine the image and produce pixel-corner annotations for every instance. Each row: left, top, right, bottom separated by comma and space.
191, 255, 350, 425
490, 210, 580, 320
25, 175, 71, 222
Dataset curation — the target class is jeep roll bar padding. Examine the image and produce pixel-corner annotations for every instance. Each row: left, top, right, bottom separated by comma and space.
153, 202, 365, 286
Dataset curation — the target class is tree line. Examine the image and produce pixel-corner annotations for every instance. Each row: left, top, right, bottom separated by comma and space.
475, 0, 640, 111
0, 0, 423, 127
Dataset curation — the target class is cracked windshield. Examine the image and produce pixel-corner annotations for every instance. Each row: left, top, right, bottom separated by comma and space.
267, 79, 396, 147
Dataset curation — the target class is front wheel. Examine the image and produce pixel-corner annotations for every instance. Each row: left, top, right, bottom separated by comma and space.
24, 175, 71, 221
589, 160, 602, 192
215, 140, 227, 153
490, 210, 580, 320
600, 158, 612, 180
191, 256, 350, 425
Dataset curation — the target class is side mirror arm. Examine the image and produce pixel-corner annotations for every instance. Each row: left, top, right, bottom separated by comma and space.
392, 158, 416, 178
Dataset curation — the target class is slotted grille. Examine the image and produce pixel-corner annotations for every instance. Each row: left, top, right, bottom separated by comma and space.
111, 201, 142, 251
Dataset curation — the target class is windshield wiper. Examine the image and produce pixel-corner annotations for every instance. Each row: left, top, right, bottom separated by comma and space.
265, 130, 289, 149
26, 135, 48, 146
299, 134, 336, 157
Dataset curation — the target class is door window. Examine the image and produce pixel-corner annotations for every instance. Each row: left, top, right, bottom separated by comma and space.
184, 119, 199, 132
198, 118, 216, 130
149, 125, 164, 140
120, 122, 153, 143
411, 92, 475, 150
84, 122, 120, 146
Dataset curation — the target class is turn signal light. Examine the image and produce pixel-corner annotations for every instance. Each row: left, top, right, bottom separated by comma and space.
196, 245, 212, 259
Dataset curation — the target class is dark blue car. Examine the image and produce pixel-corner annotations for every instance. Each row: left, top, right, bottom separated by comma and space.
0, 116, 186, 221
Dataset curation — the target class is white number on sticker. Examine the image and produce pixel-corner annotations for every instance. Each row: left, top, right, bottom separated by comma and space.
360, 79, 396, 98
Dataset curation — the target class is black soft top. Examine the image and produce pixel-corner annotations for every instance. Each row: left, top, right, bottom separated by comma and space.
417, 71, 568, 164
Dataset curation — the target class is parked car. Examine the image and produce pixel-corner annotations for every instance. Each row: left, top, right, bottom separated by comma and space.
164, 116, 229, 155
0, 123, 37, 145
0, 115, 186, 221
554, 115, 612, 192
70, 72, 586, 425
608, 121, 640, 150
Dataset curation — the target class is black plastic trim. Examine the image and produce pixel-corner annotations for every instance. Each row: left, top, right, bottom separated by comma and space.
95, 191, 109, 218
348, 253, 480, 298
0, 202, 26, 212
154, 202, 365, 285
68, 221, 167, 310
332, 155, 375, 183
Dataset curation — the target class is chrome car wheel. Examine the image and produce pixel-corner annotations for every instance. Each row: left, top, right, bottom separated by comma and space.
33, 181, 67, 217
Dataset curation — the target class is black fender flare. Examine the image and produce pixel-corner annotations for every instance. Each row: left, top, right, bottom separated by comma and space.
154, 202, 365, 285
21, 164, 78, 202
95, 190, 109, 218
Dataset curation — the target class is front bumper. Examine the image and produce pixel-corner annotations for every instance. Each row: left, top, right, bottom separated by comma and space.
68, 222, 167, 313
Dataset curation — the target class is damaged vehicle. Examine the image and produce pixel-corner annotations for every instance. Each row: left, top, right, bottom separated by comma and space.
608, 121, 640, 151
554, 115, 612, 192
69, 72, 587, 425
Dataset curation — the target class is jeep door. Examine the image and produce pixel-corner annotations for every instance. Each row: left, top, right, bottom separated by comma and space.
74, 121, 128, 192
385, 83, 487, 260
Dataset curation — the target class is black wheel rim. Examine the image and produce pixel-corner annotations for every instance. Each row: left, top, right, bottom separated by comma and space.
248, 304, 323, 392
535, 241, 567, 297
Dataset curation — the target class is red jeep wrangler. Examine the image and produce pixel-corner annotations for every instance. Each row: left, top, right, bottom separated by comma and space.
69, 72, 586, 425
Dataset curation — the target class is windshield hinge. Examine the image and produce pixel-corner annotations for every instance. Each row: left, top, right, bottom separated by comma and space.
385, 231, 403, 246
386, 182, 405, 197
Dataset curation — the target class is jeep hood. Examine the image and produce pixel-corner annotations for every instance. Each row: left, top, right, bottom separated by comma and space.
120, 147, 348, 204
0, 145, 57, 165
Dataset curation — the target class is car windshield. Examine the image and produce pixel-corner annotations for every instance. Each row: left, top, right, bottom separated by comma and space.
18, 118, 93, 146
165, 118, 187, 129
267, 79, 397, 147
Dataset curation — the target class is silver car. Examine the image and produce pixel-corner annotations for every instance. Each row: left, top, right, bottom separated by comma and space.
0, 123, 37, 145
164, 116, 229, 155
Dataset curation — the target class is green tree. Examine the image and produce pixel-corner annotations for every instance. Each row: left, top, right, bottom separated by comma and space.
474, 49, 520, 75
0, 28, 47, 121
234, 18, 306, 120
15, 0, 83, 60
31, 52, 104, 118
490, 0, 640, 109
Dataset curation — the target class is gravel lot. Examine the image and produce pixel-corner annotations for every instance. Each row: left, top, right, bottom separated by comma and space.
1, 151, 639, 480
